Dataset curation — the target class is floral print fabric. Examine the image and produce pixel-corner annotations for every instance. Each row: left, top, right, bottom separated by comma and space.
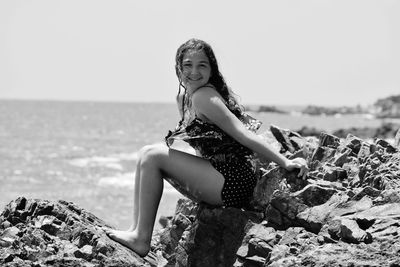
164, 108, 262, 208
165, 110, 262, 163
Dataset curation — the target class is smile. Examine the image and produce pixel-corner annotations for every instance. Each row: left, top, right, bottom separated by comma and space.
187, 77, 202, 81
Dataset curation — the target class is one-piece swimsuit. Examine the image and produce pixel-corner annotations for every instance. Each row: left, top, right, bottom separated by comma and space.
165, 108, 262, 208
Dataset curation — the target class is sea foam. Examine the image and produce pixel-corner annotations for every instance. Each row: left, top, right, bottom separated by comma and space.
68, 152, 139, 170
97, 172, 177, 193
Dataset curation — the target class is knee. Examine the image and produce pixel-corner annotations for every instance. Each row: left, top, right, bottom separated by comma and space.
138, 143, 167, 167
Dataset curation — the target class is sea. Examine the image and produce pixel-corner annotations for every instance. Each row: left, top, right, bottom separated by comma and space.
0, 99, 386, 230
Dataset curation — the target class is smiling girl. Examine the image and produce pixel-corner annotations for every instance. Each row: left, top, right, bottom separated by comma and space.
103, 38, 308, 257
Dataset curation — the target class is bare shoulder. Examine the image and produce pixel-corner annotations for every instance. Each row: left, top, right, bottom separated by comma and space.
192, 86, 223, 107
191, 86, 229, 121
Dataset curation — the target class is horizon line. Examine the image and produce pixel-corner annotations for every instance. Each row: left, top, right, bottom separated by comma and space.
0, 97, 382, 108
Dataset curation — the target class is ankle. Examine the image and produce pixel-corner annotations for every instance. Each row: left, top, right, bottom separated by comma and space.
133, 230, 152, 244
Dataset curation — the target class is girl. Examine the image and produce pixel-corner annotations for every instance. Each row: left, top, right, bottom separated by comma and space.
104, 39, 308, 257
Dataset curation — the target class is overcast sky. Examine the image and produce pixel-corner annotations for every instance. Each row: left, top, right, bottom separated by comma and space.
0, 0, 399, 106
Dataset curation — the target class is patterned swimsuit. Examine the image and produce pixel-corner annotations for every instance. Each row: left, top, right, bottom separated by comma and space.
165, 110, 262, 208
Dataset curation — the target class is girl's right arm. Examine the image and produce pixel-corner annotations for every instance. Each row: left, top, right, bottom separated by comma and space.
192, 88, 309, 178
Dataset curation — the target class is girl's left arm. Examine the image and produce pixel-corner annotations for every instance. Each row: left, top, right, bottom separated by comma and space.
192, 88, 308, 178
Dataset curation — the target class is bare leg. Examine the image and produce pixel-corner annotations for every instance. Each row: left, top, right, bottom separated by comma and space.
127, 159, 141, 231
104, 144, 224, 257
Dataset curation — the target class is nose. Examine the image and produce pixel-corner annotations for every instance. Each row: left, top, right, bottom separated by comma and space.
190, 66, 200, 76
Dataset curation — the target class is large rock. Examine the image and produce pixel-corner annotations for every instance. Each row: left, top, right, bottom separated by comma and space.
0, 197, 158, 267
157, 200, 263, 267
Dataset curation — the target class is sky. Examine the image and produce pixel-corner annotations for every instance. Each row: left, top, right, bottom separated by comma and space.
0, 0, 399, 106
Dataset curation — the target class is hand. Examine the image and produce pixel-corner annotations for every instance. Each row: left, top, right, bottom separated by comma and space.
285, 157, 309, 179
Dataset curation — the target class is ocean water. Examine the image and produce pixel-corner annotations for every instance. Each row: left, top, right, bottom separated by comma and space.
0, 100, 385, 230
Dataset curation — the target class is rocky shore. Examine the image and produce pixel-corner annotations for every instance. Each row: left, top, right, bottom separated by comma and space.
154, 125, 400, 266
1, 125, 400, 266
0, 197, 161, 266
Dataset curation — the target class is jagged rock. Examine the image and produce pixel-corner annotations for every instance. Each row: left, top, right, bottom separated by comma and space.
395, 128, 400, 148
291, 184, 338, 207
235, 223, 277, 266
351, 186, 381, 201
310, 146, 337, 166
252, 166, 308, 210
153, 125, 400, 266
319, 132, 341, 149
332, 147, 352, 167
270, 124, 306, 154
265, 191, 309, 230
0, 197, 158, 267
328, 218, 372, 244
158, 200, 263, 267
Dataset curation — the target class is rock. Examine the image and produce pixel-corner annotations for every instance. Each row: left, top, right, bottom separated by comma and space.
158, 216, 172, 229
270, 124, 306, 153
3, 124, 400, 266
351, 186, 381, 201
0, 197, 157, 267
157, 199, 263, 267
310, 146, 336, 165
376, 138, 397, 154
238, 223, 277, 259
319, 132, 341, 149
291, 184, 338, 207
332, 147, 352, 167
394, 128, 400, 148
74, 245, 93, 261
252, 165, 308, 210
328, 218, 372, 244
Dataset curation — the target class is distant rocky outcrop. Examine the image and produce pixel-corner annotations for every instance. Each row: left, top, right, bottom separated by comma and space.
154, 125, 400, 266
374, 94, 400, 118
2, 125, 400, 266
300, 94, 400, 118
296, 122, 400, 140
332, 122, 400, 140
0, 198, 158, 267
301, 105, 367, 116
256, 106, 288, 114
246, 105, 288, 114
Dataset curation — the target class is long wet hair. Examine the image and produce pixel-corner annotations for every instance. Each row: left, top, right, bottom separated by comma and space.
175, 39, 243, 125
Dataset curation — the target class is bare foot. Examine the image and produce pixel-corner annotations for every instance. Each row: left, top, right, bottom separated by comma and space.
103, 228, 150, 257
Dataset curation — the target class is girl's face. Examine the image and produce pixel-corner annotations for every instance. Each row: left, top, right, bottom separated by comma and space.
180, 50, 212, 92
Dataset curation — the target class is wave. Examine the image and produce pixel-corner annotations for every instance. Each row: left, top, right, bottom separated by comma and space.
68, 152, 139, 170
97, 172, 178, 194
98, 172, 135, 189
67, 141, 195, 170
